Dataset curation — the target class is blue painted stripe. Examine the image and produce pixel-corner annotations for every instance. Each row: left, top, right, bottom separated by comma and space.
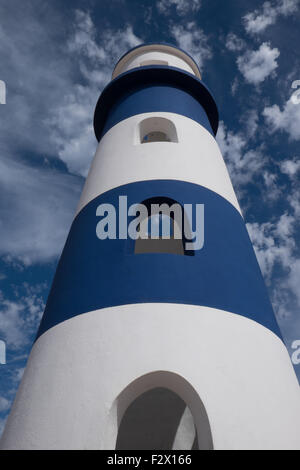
93, 66, 219, 140
102, 85, 213, 137
36, 180, 281, 340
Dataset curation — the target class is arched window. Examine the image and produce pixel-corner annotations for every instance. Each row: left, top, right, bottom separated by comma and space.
116, 388, 199, 450
140, 117, 178, 144
133, 197, 194, 256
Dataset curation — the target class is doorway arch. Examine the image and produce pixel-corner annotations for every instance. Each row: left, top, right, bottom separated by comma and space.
110, 371, 213, 450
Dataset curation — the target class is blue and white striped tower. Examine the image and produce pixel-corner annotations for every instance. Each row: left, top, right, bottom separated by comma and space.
1, 44, 300, 450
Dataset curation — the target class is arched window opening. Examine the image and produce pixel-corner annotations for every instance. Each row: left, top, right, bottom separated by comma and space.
140, 60, 169, 67
135, 213, 184, 255
134, 197, 194, 256
140, 117, 178, 144
116, 388, 199, 450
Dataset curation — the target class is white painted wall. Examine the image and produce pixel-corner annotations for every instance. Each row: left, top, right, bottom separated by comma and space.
112, 45, 201, 79
116, 51, 195, 76
1, 304, 300, 450
77, 112, 241, 217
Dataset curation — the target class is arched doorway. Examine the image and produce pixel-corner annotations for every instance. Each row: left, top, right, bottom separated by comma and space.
113, 371, 213, 450
116, 387, 198, 450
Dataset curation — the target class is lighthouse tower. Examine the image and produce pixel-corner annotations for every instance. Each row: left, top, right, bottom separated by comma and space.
1, 44, 300, 450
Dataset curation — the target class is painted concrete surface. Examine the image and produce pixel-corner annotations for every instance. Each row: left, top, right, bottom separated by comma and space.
1, 304, 299, 450
77, 112, 241, 218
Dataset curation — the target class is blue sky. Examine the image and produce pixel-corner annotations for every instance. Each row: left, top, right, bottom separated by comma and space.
0, 0, 300, 436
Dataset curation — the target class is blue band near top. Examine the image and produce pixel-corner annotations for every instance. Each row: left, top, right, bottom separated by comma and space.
94, 66, 219, 141
36, 180, 281, 341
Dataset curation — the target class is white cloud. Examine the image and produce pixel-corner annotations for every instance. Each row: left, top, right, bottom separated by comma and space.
246, 210, 300, 364
0, 4, 82, 264
0, 397, 10, 413
244, 2, 279, 35
247, 213, 295, 283
68, 11, 140, 74
287, 188, 300, 216
262, 171, 282, 201
0, 3, 71, 157
0, 298, 26, 349
243, 0, 299, 35
237, 43, 280, 85
243, 109, 259, 139
0, 5, 142, 265
217, 121, 285, 204
47, 84, 97, 177
263, 98, 300, 140
0, 288, 44, 348
0, 4, 141, 177
246, 193, 300, 330
216, 121, 265, 187
280, 157, 300, 177
0, 156, 81, 265
240, 147, 300, 347
225, 33, 245, 52
231, 77, 239, 96
48, 11, 142, 177
67, 10, 107, 63
157, 0, 201, 16
170, 22, 212, 69
14, 367, 25, 383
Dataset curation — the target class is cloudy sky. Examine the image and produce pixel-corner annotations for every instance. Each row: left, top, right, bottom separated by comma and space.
0, 0, 300, 436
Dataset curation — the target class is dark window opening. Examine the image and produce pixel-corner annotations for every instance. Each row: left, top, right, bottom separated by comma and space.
140, 117, 178, 144
134, 197, 194, 256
